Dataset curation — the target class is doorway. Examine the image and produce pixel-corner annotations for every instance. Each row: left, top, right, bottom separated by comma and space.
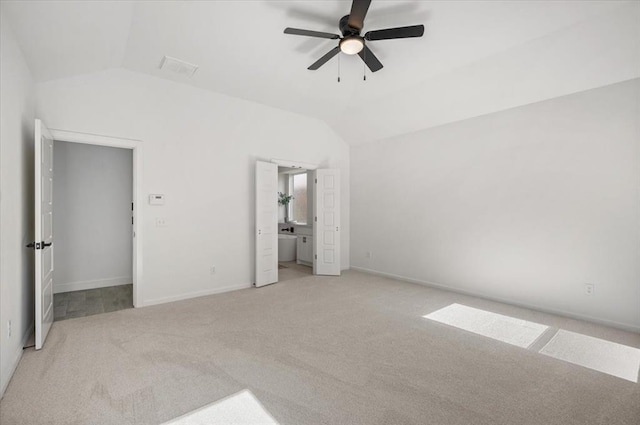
52, 141, 133, 321
32, 122, 143, 349
255, 160, 341, 287
277, 167, 313, 281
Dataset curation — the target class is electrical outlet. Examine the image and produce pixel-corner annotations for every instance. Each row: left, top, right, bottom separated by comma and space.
155, 217, 168, 227
7, 320, 11, 338
585, 283, 595, 296
210, 266, 216, 275
365, 251, 372, 260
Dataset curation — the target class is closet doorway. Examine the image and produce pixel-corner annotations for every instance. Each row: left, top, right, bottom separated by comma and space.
52, 141, 133, 321
32, 122, 143, 349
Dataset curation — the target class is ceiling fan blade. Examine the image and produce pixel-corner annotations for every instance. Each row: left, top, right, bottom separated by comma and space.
358, 45, 383, 72
308, 46, 341, 70
365, 25, 425, 41
284, 27, 340, 39
348, 0, 372, 30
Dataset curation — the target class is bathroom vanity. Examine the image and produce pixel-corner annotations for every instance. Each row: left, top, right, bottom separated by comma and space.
296, 227, 313, 266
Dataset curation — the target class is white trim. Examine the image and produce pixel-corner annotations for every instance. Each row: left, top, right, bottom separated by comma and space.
271, 158, 318, 170
350, 266, 640, 334
0, 320, 33, 399
50, 129, 140, 148
49, 128, 143, 308
53, 276, 132, 294
142, 283, 251, 307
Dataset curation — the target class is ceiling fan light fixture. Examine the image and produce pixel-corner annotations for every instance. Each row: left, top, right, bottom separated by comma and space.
339, 36, 364, 55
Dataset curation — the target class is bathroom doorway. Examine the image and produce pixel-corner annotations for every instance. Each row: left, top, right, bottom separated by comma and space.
277, 166, 313, 281
255, 159, 341, 287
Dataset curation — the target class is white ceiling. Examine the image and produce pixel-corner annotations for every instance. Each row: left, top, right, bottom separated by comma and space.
2, 1, 636, 144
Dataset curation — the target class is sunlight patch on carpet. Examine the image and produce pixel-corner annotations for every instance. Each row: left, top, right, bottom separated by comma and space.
423, 303, 549, 348
539, 330, 640, 383
163, 389, 279, 424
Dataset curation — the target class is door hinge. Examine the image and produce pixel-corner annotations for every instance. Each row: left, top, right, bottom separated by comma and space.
315, 178, 317, 184
315, 254, 317, 260
314, 216, 317, 222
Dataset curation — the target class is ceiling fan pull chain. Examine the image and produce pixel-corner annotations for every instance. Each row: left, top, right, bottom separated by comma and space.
337, 54, 341, 83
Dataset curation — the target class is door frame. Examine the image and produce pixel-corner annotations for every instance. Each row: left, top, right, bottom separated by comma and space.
50, 129, 143, 307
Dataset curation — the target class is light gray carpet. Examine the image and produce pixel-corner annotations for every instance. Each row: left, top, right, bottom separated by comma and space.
1, 270, 639, 425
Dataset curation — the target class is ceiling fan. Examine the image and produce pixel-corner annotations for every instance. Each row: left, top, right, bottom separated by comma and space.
284, 0, 424, 73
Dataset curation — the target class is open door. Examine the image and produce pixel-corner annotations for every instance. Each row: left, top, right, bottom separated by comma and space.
313, 169, 341, 276
33, 119, 55, 349
255, 161, 278, 287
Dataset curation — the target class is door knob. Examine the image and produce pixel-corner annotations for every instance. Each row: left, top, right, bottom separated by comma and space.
25, 241, 52, 249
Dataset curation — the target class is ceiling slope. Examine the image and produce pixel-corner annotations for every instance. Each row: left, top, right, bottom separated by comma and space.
2, 1, 636, 144
333, 1, 640, 144
1, 1, 133, 82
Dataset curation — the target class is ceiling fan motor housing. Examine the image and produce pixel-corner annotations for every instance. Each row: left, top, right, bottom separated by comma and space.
338, 15, 365, 55
339, 15, 360, 36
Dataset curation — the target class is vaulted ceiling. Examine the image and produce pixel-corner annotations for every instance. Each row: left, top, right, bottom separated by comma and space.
2, 1, 638, 144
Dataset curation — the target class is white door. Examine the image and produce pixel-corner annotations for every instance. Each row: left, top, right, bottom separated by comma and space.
34, 119, 55, 349
313, 169, 341, 276
255, 161, 278, 287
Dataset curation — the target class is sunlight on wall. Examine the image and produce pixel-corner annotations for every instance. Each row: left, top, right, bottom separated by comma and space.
162, 389, 279, 424
423, 303, 549, 348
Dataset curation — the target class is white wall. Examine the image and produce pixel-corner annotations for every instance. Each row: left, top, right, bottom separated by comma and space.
53, 142, 133, 293
351, 79, 640, 332
36, 68, 350, 306
0, 10, 36, 397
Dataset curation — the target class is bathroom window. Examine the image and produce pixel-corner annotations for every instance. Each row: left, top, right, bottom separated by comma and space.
290, 172, 308, 225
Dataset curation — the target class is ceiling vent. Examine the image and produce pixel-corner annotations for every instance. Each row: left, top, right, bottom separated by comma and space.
159, 56, 198, 77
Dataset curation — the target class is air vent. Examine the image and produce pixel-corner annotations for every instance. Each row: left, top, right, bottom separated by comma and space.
159, 56, 198, 77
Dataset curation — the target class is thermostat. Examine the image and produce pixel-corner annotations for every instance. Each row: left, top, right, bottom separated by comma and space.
149, 194, 165, 205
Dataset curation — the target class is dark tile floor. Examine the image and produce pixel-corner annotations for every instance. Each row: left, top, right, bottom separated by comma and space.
54, 284, 133, 321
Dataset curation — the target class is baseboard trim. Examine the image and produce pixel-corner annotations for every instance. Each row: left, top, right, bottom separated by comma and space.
142, 282, 252, 307
350, 266, 640, 334
0, 320, 34, 399
53, 276, 132, 294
